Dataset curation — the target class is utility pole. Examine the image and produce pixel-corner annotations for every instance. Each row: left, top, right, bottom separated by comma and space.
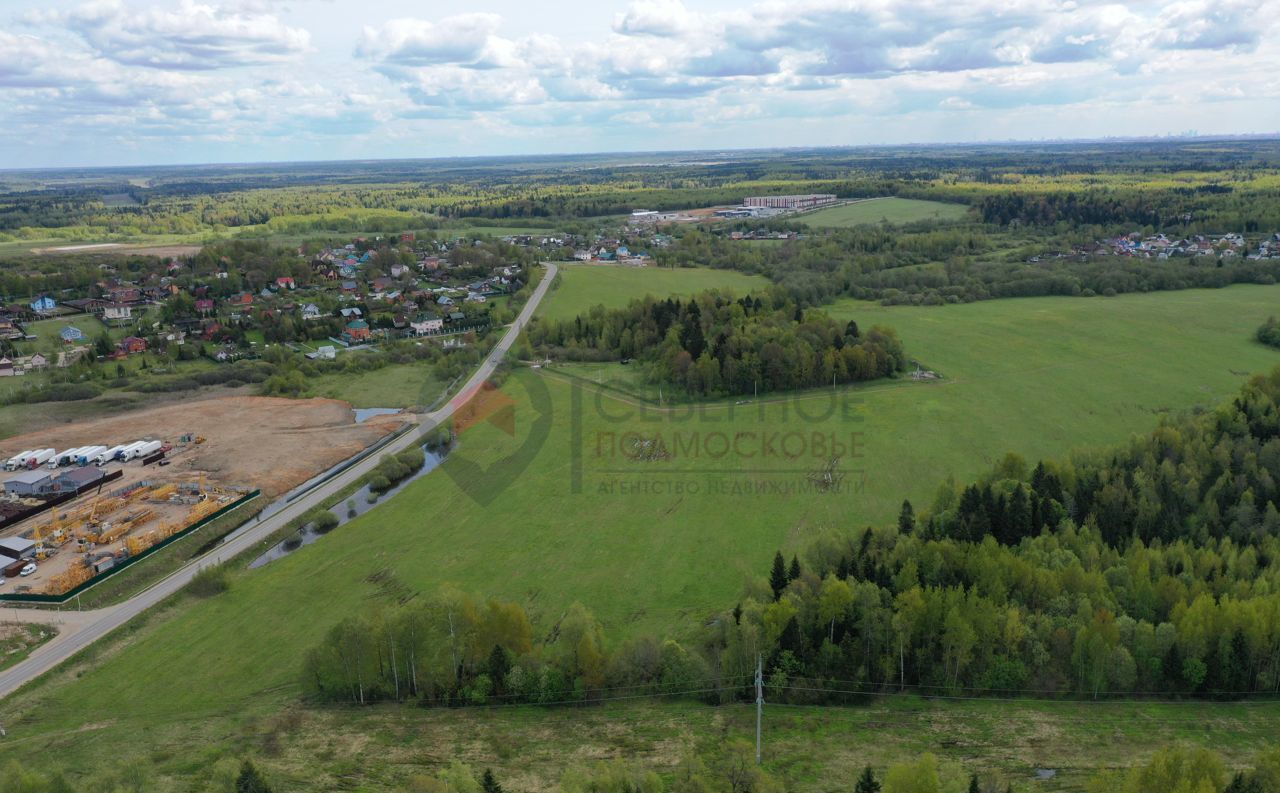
755, 653, 764, 765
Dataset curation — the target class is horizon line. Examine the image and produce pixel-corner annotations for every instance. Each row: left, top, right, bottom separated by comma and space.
4, 132, 1279, 175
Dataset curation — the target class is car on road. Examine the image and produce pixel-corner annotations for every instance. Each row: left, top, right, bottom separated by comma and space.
19, 563, 36, 577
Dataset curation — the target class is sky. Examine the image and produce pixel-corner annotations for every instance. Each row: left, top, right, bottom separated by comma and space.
1, 0, 1278, 168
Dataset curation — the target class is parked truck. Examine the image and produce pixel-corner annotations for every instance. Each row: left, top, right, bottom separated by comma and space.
25, 450, 55, 469
52, 447, 87, 468
4, 451, 35, 471
130, 441, 163, 462
93, 445, 128, 466
113, 442, 148, 462
2, 560, 24, 578
75, 446, 107, 466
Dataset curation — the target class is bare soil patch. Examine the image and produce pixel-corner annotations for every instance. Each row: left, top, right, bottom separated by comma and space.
0, 395, 408, 498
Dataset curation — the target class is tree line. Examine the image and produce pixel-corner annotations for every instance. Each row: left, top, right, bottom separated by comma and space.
302, 369, 1280, 706
526, 289, 906, 397
654, 224, 1280, 309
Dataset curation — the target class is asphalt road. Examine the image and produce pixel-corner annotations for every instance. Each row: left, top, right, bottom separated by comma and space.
0, 262, 558, 701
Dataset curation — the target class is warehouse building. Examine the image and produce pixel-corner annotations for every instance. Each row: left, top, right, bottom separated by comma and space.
54, 467, 105, 493
743, 194, 837, 210
0, 537, 35, 561
3, 470, 52, 496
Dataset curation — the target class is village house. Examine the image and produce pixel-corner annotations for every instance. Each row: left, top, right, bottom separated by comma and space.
101, 285, 142, 304
30, 295, 56, 314
228, 292, 253, 308
275, 276, 296, 290
301, 303, 323, 320
339, 307, 362, 319
59, 326, 84, 344
101, 303, 132, 323
411, 313, 443, 335
119, 336, 147, 355
195, 298, 215, 315
342, 319, 372, 344
0, 316, 21, 341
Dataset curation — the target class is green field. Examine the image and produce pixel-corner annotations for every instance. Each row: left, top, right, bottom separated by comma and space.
6, 284, 1280, 789
802, 198, 970, 227
539, 264, 770, 321
307, 359, 447, 408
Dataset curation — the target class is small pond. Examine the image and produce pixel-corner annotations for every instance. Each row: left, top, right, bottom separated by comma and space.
353, 407, 403, 424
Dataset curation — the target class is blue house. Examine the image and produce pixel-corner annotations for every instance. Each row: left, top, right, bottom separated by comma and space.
30, 296, 56, 314
60, 326, 84, 343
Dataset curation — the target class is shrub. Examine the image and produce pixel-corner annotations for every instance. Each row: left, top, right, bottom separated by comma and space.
186, 564, 231, 598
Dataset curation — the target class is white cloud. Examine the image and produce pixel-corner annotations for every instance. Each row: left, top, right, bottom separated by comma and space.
3, 0, 1280, 165
56, 0, 312, 70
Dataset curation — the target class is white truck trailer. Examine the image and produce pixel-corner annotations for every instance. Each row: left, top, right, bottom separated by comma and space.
25, 449, 55, 469
93, 445, 129, 466
130, 440, 163, 461
52, 447, 88, 468
115, 442, 149, 462
4, 451, 35, 471
75, 446, 108, 466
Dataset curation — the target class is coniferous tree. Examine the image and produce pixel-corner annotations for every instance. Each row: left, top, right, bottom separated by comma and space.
968, 774, 981, 793
788, 555, 802, 582
480, 769, 503, 793
854, 765, 881, 793
487, 645, 510, 694
898, 500, 915, 535
769, 552, 788, 601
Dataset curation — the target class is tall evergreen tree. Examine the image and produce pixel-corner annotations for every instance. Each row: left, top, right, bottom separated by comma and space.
788, 555, 802, 581
968, 774, 981, 793
854, 765, 881, 793
487, 645, 510, 694
769, 552, 788, 601
480, 769, 504, 793
898, 500, 915, 535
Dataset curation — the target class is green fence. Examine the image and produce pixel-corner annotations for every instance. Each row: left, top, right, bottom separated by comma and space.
0, 489, 261, 604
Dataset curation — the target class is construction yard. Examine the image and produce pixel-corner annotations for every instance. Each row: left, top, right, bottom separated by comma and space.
0, 395, 409, 596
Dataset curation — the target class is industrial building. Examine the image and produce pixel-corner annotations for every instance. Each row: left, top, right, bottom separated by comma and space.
3, 470, 52, 496
0, 536, 35, 561
54, 467, 105, 492
743, 194, 837, 210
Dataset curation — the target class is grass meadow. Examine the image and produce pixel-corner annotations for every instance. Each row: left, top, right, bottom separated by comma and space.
802, 198, 971, 226
538, 264, 770, 321
4, 276, 1280, 789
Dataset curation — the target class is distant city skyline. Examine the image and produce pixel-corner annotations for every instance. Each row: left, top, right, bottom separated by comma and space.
2, 0, 1278, 169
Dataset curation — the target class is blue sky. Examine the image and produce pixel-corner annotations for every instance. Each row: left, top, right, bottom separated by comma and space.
1, 0, 1277, 168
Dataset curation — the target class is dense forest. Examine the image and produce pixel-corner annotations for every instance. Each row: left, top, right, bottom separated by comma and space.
526, 290, 906, 397
655, 225, 1280, 307
302, 369, 1280, 709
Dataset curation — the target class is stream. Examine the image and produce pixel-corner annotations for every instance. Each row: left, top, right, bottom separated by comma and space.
247, 444, 447, 569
